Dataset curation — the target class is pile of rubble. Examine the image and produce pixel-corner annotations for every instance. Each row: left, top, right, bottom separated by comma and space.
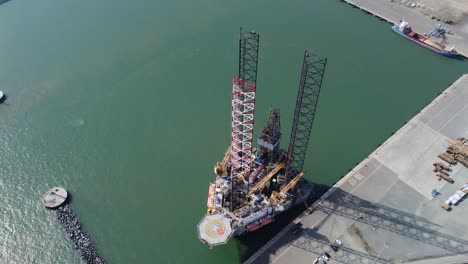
56, 204, 105, 264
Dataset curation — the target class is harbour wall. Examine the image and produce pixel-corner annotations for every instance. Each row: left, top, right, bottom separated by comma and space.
342, 0, 394, 24
55, 204, 105, 264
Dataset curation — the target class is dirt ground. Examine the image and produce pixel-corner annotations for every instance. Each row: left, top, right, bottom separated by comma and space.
406, 0, 468, 23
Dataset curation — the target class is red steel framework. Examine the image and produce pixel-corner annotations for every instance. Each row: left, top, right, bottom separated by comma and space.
230, 77, 256, 178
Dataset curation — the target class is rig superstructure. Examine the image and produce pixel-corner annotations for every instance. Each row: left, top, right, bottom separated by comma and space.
198, 29, 327, 247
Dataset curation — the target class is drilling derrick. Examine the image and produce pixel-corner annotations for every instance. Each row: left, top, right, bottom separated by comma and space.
283, 51, 327, 183
258, 108, 281, 164
229, 29, 260, 212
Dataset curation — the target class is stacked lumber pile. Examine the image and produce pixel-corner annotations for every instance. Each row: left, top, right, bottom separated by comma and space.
445, 138, 468, 168
433, 162, 454, 183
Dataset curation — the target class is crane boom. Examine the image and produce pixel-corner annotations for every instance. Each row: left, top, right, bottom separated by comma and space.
269, 171, 304, 204
248, 161, 286, 195
214, 145, 231, 175
222, 146, 231, 164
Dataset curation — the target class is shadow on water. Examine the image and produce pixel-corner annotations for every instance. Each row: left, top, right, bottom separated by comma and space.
239, 186, 468, 263
0, 93, 7, 104
64, 191, 73, 205
0, 0, 11, 6
452, 55, 466, 62
236, 183, 331, 262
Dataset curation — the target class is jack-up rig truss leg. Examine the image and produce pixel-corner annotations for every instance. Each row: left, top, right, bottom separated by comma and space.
229, 29, 260, 212
283, 51, 327, 183
239, 28, 260, 85
231, 77, 256, 178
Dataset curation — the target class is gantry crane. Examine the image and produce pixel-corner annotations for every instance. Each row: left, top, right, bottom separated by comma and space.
425, 24, 447, 39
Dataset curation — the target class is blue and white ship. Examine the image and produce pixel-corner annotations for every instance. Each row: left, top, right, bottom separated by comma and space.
392, 20, 459, 58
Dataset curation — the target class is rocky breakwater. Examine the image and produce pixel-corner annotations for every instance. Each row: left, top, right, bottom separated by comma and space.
56, 204, 105, 264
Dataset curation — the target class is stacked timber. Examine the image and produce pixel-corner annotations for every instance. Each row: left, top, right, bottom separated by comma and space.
446, 138, 468, 168
433, 162, 450, 171
437, 172, 454, 183
456, 156, 468, 167
433, 162, 454, 183
437, 152, 457, 165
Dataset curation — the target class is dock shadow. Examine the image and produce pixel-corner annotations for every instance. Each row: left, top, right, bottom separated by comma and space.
0, 93, 7, 104
240, 186, 468, 263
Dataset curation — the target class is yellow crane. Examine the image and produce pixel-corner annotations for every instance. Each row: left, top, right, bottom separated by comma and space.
214, 146, 231, 176
248, 160, 286, 195
236, 173, 249, 185
269, 171, 304, 204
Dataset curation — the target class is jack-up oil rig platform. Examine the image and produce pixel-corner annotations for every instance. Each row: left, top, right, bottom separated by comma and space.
197, 29, 327, 247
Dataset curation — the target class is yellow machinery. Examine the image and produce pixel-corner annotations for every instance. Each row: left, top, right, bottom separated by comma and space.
214, 146, 231, 176
248, 161, 286, 195
269, 171, 305, 204
236, 174, 248, 185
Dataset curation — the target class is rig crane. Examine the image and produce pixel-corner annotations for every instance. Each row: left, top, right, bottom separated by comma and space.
269, 171, 305, 204
248, 160, 286, 195
214, 146, 231, 176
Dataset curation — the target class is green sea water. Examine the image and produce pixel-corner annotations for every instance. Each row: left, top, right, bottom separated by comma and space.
0, 0, 466, 263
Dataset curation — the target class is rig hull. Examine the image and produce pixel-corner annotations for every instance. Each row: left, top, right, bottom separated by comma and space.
198, 177, 312, 246
233, 184, 312, 236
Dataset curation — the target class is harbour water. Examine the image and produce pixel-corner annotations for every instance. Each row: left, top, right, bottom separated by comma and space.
0, 0, 466, 263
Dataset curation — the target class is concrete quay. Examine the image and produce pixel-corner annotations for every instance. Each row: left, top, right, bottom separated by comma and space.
43, 187, 68, 208
245, 74, 468, 263
341, 0, 468, 58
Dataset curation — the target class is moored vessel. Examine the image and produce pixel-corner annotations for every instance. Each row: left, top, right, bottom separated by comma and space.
197, 29, 328, 247
392, 20, 459, 58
